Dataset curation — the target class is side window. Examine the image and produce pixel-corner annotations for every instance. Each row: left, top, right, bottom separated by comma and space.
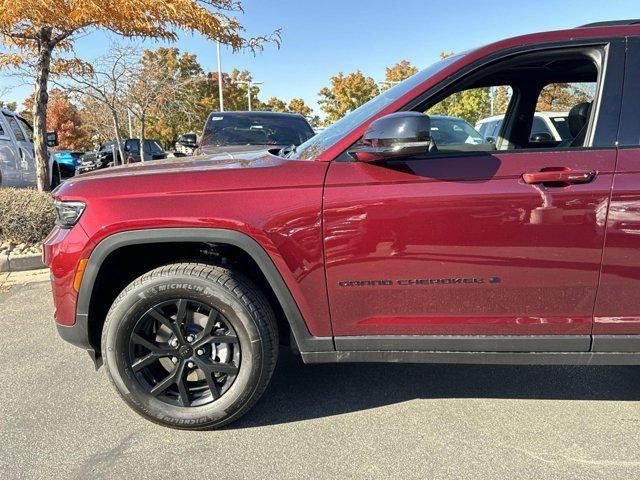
126, 140, 138, 152
0, 117, 6, 137
425, 85, 512, 152
16, 118, 33, 142
3, 114, 26, 141
532, 82, 597, 146
417, 48, 604, 155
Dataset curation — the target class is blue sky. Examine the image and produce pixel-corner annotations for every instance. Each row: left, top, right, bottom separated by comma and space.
1, 0, 638, 114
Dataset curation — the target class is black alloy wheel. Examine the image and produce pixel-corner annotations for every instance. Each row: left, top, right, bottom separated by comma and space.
129, 299, 240, 408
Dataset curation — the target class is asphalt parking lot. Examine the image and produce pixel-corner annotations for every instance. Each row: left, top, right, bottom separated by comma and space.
1, 277, 639, 480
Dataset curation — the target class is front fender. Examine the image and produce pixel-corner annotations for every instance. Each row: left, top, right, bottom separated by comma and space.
76, 228, 333, 353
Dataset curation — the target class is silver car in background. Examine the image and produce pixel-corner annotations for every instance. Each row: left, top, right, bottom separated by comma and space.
0, 107, 59, 188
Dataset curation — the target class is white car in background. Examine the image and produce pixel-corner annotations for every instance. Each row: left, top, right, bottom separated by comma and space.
0, 107, 59, 188
476, 111, 571, 144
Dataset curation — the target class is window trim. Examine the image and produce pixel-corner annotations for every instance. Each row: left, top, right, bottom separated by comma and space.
15, 116, 34, 143
2, 113, 26, 142
0, 114, 9, 140
618, 36, 640, 147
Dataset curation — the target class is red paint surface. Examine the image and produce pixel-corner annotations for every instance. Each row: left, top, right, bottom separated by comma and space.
324, 150, 615, 335
594, 149, 640, 334
43, 225, 89, 326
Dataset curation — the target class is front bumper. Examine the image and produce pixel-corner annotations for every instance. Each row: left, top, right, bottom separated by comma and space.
76, 163, 98, 174
43, 225, 93, 352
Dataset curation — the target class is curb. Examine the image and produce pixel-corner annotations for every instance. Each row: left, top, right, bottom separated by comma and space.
0, 253, 46, 273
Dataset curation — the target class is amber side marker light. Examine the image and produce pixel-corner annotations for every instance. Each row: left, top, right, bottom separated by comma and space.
73, 259, 89, 292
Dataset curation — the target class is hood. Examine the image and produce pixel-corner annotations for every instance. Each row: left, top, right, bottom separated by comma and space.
54, 148, 309, 201
72, 149, 280, 181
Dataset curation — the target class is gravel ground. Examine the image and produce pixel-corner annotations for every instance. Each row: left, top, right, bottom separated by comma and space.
1, 279, 639, 480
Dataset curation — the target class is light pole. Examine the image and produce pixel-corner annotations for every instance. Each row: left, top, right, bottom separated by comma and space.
127, 108, 133, 138
233, 80, 263, 111
216, 40, 224, 112
489, 85, 495, 116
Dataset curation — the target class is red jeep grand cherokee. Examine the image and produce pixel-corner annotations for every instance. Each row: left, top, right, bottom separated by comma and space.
45, 20, 640, 429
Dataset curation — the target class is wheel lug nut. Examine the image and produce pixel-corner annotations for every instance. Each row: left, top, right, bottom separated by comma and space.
187, 361, 195, 368
186, 335, 194, 343
196, 348, 204, 356
170, 339, 178, 347
171, 357, 178, 364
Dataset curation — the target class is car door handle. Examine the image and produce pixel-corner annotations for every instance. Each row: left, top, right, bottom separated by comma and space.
522, 168, 596, 186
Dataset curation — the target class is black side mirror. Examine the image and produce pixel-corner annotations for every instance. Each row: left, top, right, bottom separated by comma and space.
349, 112, 432, 162
530, 132, 553, 143
46, 131, 59, 148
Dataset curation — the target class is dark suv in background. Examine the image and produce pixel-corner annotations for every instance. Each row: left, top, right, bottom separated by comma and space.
77, 139, 167, 173
198, 111, 315, 155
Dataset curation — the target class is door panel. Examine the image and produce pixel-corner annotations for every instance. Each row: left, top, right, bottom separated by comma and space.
594, 161, 640, 334
0, 115, 20, 187
2, 113, 34, 186
0, 139, 20, 187
593, 38, 640, 334
324, 149, 615, 336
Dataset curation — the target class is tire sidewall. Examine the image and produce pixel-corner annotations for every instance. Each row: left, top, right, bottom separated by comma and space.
103, 272, 266, 429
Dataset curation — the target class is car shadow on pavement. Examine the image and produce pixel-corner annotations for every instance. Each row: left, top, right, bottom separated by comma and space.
232, 349, 640, 429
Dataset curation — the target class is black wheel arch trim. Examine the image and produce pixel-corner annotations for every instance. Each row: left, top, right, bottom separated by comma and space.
75, 227, 334, 355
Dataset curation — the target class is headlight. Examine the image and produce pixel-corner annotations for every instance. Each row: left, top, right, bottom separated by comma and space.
54, 200, 86, 228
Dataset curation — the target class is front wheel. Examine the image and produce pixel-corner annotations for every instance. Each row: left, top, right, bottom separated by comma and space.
101, 263, 278, 429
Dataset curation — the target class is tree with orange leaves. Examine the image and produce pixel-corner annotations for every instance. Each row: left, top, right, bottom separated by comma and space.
0, 1, 280, 191
23, 89, 90, 151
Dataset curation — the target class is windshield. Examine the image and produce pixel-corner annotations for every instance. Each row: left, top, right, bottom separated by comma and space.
201, 114, 315, 147
291, 53, 465, 160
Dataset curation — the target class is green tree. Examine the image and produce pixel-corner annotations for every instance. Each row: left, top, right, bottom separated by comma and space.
318, 70, 379, 124
223, 68, 264, 111
426, 52, 490, 125
492, 86, 512, 115
382, 60, 418, 89
287, 98, 312, 117
264, 97, 287, 112
141, 47, 213, 147
427, 87, 490, 125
